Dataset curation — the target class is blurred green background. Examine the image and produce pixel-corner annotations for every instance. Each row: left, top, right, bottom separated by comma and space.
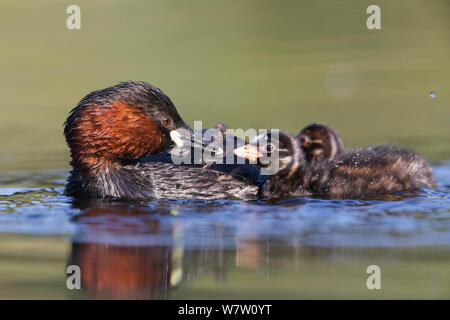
1, 0, 449, 172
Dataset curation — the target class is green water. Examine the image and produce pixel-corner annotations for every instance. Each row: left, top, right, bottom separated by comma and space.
0, 0, 449, 299
1, 234, 449, 299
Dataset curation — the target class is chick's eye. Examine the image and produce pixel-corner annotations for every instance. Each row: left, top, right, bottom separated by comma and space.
264, 143, 275, 153
161, 117, 172, 127
298, 135, 309, 146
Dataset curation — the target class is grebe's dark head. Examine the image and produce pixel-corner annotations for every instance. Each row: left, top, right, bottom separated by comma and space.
64, 81, 191, 170
296, 123, 344, 161
233, 130, 304, 178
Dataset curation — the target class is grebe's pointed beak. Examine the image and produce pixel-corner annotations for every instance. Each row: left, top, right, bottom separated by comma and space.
170, 130, 185, 147
170, 129, 224, 156
233, 144, 263, 161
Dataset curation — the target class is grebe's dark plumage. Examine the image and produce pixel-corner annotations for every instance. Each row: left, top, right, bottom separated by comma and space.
296, 123, 344, 161
64, 81, 259, 200
234, 130, 436, 199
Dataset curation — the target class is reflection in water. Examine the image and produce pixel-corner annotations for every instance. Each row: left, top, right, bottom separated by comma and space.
70, 242, 171, 299
66, 189, 450, 299
69, 203, 171, 299
68, 201, 276, 299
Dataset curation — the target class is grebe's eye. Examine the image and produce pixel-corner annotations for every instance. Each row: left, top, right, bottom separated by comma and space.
161, 117, 172, 128
263, 143, 275, 153
298, 135, 309, 146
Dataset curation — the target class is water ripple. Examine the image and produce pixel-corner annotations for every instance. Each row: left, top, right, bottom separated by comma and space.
0, 166, 449, 248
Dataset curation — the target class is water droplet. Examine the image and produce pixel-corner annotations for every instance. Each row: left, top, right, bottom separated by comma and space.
430, 91, 436, 98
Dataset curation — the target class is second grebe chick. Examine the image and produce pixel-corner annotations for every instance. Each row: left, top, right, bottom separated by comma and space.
296, 123, 344, 161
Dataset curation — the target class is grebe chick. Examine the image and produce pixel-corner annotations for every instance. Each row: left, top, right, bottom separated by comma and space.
234, 130, 435, 199
296, 123, 344, 161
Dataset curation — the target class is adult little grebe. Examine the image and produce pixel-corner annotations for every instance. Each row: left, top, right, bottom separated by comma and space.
296, 123, 344, 161
64, 81, 259, 200
234, 130, 436, 199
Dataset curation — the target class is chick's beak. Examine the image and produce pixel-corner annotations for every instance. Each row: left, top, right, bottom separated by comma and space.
233, 144, 263, 161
